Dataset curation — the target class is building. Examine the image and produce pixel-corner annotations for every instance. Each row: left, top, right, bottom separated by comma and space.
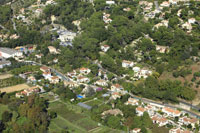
40, 66, 50, 72
188, 18, 196, 24
162, 107, 181, 117
0, 59, 11, 68
151, 115, 168, 127
79, 67, 91, 75
130, 128, 141, 133
156, 45, 169, 53
125, 97, 139, 106
169, 128, 191, 133
0, 47, 22, 59
179, 117, 199, 129
64, 81, 78, 88
160, 1, 170, 7
49, 76, 59, 84
48, 46, 58, 54
111, 84, 123, 92
43, 72, 52, 79
95, 79, 108, 86
122, 60, 134, 68
111, 92, 121, 100
77, 76, 90, 83
101, 45, 110, 52
106, 1, 115, 5
67, 71, 77, 78
102, 109, 123, 116
136, 107, 146, 116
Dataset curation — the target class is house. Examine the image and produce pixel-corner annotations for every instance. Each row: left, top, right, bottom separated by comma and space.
67, 71, 77, 78
130, 128, 141, 133
64, 81, 78, 88
106, 1, 115, 5
79, 67, 91, 75
182, 22, 192, 31
103, 13, 112, 24
42, 72, 52, 79
132, 67, 141, 73
162, 107, 181, 117
122, 60, 134, 68
169, 0, 177, 5
102, 109, 123, 116
48, 46, 58, 54
169, 128, 191, 133
145, 105, 155, 116
151, 115, 168, 127
27, 76, 36, 82
111, 92, 121, 100
123, 7, 131, 12
49, 76, 59, 84
136, 107, 146, 116
101, 45, 110, 52
156, 45, 169, 53
179, 117, 199, 129
0, 47, 23, 59
160, 1, 170, 7
111, 84, 123, 92
125, 97, 139, 106
95, 79, 108, 86
77, 76, 90, 83
40, 66, 50, 72
35, 54, 43, 59
188, 18, 196, 24
0, 59, 11, 68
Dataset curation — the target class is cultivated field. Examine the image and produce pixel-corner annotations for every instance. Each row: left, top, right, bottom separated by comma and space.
0, 74, 13, 80
0, 84, 30, 93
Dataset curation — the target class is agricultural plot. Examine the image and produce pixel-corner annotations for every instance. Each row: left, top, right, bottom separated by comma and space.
48, 101, 99, 133
0, 74, 13, 80
0, 84, 30, 93
84, 99, 103, 107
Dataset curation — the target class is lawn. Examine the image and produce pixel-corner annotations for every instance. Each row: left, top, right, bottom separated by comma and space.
48, 100, 99, 133
84, 99, 103, 107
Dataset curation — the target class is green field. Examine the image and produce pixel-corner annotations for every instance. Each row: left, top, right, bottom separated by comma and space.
48, 101, 99, 133
84, 99, 103, 107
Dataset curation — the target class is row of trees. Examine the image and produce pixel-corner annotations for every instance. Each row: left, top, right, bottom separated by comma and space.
0, 77, 25, 88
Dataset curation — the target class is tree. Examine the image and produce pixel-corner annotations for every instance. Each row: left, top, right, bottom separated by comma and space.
142, 112, 153, 128
0, 120, 4, 132
2, 111, 12, 123
106, 116, 121, 129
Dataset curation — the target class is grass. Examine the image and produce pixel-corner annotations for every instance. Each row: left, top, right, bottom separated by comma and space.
84, 99, 103, 107
0, 104, 9, 119
48, 100, 99, 133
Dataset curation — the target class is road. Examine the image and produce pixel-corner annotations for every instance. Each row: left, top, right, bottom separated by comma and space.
23, 60, 200, 118
24, 60, 70, 82
154, 1, 161, 12
129, 93, 200, 119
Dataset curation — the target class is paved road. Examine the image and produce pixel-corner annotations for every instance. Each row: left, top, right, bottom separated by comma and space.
129, 93, 200, 119
24, 60, 70, 82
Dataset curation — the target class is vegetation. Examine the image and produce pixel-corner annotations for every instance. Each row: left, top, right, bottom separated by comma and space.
0, 77, 25, 88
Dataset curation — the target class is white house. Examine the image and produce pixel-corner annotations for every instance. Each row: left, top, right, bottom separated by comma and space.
136, 107, 146, 116
95, 79, 108, 86
101, 45, 110, 52
162, 107, 181, 117
151, 115, 168, 127
0, 48, 22, 59
122, 60, 134, 68
79, 67, 91, 75
49, 76, 59, 84
48, 46, 58, 54
111, 92, 121, 100
43, 72, 52, 79
125, 98, 139, 106
156, 45, 169, 53
179, 117, 199, 129
130, 128, 141, 133
132, 67, 141, 73
106, 1, 115, 5
160, 1, 170, 7
77, 76, 90, 83
64, 81, 78, 88
111, 84, 123, 92
188, 18, 196, 24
